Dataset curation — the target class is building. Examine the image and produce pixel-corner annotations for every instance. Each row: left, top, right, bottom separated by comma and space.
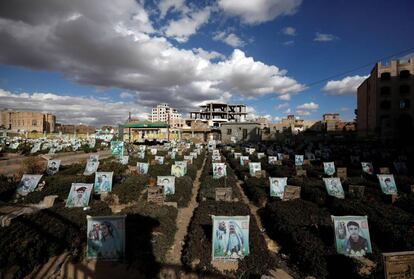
189, 103, 247, 128
270, 115, 317, 134
0, 109, 56, 133
323, 113, 341, 132
149, 103, 184, 129
220, 122, 262, 143
55, 124, 95, 134
357, 58, 414, 139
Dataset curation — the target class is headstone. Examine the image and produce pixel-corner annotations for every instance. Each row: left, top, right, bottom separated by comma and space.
349, 185, 365, 198
380, 167, 390, 174
255, 170, 266, 178
147, 186, 164, 205
337, 167, 347, 180
296, 169, 307, 177
303, 159, 310, 166
383, 251, 414, 279
215, 188, 232, 202
283, 186, 301, 201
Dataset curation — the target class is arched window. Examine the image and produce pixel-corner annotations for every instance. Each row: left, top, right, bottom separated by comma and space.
381, 86, 391, 97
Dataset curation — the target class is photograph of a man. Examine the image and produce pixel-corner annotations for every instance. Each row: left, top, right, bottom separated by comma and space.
345, 221, 369, 256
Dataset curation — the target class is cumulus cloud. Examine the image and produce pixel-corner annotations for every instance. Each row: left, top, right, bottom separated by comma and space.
295, 109, 310, 116
158, 0, 188, 18
0, 89, 147, 126
192, 48, 225, 60
314, 32, 339, 42
297, 102, 319, 110
282, 26, 296, 36
278, 94, 291, 101
163, 7, 211, 42
218, 0, 302, 25
283, 40, 294, 46
322, 75, 368, 96
213, 31, 245, 48
0, 0, 304, 115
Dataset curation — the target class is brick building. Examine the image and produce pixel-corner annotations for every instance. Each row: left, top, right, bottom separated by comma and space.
0, 109, 56, 133
357, 58, 414, 139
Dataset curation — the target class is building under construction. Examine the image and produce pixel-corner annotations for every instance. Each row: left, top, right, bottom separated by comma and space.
189, 103, 247, 127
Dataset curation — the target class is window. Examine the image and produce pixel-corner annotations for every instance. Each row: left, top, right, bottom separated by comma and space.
400, 85, 410, 96
242, 129, 247, 139
380, 72, 391, 80
227, 129, 232, 135
400, 99, 410, 109
32, 120, 37, 126
400, 70, 410, 79
380, 86, 391, 97
380, 100, 391, 110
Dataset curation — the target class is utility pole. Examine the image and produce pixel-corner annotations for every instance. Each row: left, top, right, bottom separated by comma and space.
167, 110, 170, 142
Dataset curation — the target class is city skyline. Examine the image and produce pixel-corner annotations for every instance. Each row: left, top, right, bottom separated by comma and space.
0, 0, 413, 126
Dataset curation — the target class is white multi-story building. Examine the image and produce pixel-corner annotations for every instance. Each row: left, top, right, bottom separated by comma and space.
149, 103, 184, 128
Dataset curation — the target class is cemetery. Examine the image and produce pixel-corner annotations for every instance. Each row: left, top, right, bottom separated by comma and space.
0, 134, 413, 279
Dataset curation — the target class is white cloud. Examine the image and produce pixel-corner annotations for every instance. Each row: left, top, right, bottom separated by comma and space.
0, 0, 305, 115
158, 0, 188, 18
297, 102, 319, 110
275, 103, 289, 110
192, 48, 225, 60
284, 108, 291, 114
314, 32, 338, 42
282, 26, 296, 36
0, 89, 147, 126
322, 75, 368, 96
278, 94, 291, 101
218, 0, 302, 25
120, 92, 134, 98
283, 40, 294, 46
213, 31, 245, 48
295, 109, 310, 116
164, 7, 211, 42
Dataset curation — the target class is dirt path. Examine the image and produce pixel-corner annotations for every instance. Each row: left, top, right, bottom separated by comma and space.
165, 156, 206, 265
0, 150, 111, 176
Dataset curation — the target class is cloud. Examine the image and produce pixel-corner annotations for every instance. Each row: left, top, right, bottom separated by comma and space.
282, 26, 296, 36
158, 0, 188, 18
297, 102, 319, 110
213, 31, 245, 48
284, 108, 291, 114
218, 0, 302, 25
278, 94, 291, 101
163, 7, 211, 42
0, 88, 147, 126
322, 75, 368, 96
192, 48, 225, 60
283, 40, 294, 46
295, 109, 310, 116
275, 103, 289, 110
314, 32, 339, 42
0, 0, 304, 114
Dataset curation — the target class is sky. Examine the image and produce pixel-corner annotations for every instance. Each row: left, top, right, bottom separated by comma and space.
0, 0, 413, 126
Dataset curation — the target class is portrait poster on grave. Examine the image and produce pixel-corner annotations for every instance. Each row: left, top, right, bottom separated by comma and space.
171, 164, 185, 177
157, 176, 175, 195
324, 162, 336, 176
383, 251, 414, 279
47, 159, 61, 175
361, 162, 374, 175
94, 172, 114, 193
17, 174, 43, 195
175, 161, 188, 175
110, 141, 124, 157
119, 156, 129, 165
377, 174, 398, 195
155, 156, 164, 165
213, 163, 227, 179
87, 215, 126, 260
211, 215, 250, 261
269, 177, 287, 198
66, 183, 93, 208
323, 177, 345, 199
331, 215, 372, 257
248, 162, 261, 177
84, 159, 99, 175
295, 155, 304, 166
257, 153, 265, 159
240, 156, 249, 166
138, 151, 145, 160
268, 156, 278, 165
89, 154, 99, 162
30, 143, 41, 154
215, 188, 232, 201
150, 148, 157, 155
137, 162, 149, 175
212, 155, 221, 162
282, 186, 301, 201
